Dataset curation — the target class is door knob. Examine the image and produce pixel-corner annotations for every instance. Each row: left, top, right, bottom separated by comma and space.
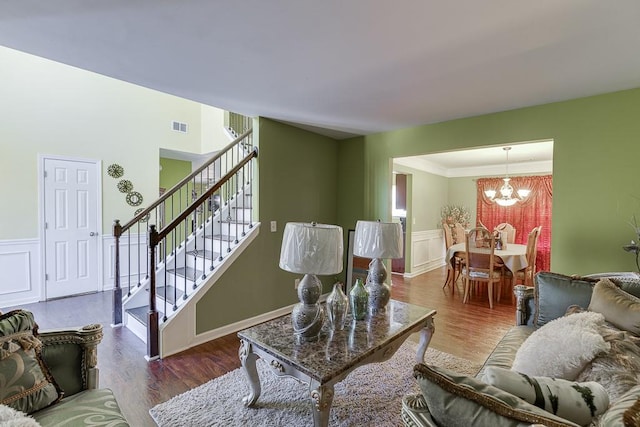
90, 232, 98, 236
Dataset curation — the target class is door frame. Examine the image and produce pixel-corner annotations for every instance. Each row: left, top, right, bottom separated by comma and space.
38, 154, 103, 300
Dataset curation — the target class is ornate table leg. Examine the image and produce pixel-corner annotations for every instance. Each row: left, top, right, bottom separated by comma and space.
415, 317, 436, 363
239, 339, 261, 406
309, 380, 334, 427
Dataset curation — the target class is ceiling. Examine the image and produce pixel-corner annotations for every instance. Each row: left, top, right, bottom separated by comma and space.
1, 1, 640, 140
394, 140, 554, 177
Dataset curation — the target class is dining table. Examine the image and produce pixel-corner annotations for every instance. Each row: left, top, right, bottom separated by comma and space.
444, 242, 528, 288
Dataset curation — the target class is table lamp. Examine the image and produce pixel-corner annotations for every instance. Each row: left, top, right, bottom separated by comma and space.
353, 220, 403, 315
279, 222, 343, 340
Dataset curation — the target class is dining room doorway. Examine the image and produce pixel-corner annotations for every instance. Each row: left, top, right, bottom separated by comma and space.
392, 172, 407, 274
392, 139, 553, 277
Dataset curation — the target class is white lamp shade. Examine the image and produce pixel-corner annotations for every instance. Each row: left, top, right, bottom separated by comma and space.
279, 222, 344, 275
353, 220, 403, 259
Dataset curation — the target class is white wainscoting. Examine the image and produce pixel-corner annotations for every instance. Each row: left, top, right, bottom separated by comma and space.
405, 229, 446, 278
1, 235, 147, 306
0, 239, 41, 306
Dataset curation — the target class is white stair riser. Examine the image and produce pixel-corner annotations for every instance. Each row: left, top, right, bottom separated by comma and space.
229, 208, 253, 222
124, 312, 147, 344
203, 239, 236, 254
184, 256, 219, 271
163, 274, 197, 289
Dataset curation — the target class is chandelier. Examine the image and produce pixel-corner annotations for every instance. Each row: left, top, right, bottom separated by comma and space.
484, 147, 531, 207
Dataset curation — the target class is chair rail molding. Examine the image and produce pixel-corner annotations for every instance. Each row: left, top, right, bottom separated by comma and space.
405, 229, 445, 278
0, 238, 41, 306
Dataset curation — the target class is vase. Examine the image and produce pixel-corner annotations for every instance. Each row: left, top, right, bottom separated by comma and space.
326, 282, 349, 330
349, 278, 368, 321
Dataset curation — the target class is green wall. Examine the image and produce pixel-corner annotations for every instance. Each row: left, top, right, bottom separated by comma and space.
159, 157, 192, 247
159, 157, 191, 192
337, 139, 366, 230
0, 46, 224, 238
446, 177, 477, 225
195, 118, 340, 332
340, 87, 640, 275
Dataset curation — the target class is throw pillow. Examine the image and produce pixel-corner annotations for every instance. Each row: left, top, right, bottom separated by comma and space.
483, 366, 609, 426
0, 404, 42, 427
598, 385, 640, 427
585, 272, 640, 299
534, 272, 598, 327
0, 310, 62, 414
512, 311, 610, 380
624, 398, 640, 427
588, 278, 640, 335
413, 363, 580, 427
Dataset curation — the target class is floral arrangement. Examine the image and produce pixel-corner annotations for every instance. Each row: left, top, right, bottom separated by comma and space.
440, 204, 471, 228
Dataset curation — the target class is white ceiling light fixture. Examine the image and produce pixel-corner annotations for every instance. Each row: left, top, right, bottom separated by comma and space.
484, 147, 531, 207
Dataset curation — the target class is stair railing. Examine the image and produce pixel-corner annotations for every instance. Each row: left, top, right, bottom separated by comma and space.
112, 128, 256, 358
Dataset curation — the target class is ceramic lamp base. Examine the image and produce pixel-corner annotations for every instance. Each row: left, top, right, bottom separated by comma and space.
366, 258, 391, 314
291, 302, 324, 340
291, 273, 324, 339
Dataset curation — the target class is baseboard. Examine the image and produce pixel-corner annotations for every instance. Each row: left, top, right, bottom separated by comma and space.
404, 260, 445, 278
163, 292, 329, 358
189, 303, 297, 349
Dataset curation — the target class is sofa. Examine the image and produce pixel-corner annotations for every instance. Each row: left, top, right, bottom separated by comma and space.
401, 271, 640, 427
0, 309, 129, 426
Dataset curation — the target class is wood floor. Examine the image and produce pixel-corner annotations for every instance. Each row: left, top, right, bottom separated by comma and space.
2, 266, 515, 426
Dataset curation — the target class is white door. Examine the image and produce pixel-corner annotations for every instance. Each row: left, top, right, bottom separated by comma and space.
44, 158, 100, 299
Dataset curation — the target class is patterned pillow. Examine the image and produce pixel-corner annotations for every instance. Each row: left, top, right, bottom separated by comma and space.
413, 363, 580, 427
598, 385, 640, 427
0, 310, 62, 414
483, 366, 609, 426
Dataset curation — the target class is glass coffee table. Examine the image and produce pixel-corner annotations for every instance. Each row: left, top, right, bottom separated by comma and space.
237, 299, 436, 427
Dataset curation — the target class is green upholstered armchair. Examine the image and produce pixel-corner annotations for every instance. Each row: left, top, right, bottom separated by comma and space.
39, 323, 103, 395
0, 310, 129, 426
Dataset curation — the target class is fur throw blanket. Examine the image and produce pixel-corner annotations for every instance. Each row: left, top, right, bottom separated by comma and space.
566, 306, 640, 426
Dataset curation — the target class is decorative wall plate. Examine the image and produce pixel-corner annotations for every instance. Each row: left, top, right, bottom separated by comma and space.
117, 179, 133, 193
107, 164, 124, 178
126, 191, 143, 207
134, 208, 150, 222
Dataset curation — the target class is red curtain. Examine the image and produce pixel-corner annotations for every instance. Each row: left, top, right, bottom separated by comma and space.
476, 175, 552, 272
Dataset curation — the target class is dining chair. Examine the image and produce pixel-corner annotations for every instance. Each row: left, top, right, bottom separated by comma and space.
453, 223, 466, 244
495, 223, 516, 244
510, 226, 542, 289
462, 227, 502, 309
441, 222, 462, 293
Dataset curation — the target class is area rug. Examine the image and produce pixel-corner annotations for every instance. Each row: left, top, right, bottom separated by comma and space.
150, 341, 480, 427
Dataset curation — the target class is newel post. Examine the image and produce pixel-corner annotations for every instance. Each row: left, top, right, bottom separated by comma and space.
147, 224, 160, 360
112, 220, 123, 326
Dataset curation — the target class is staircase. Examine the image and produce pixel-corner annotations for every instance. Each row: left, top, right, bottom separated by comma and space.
112, 125, 258, 360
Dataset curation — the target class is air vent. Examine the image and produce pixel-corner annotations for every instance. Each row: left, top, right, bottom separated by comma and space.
171, 121, 188, 133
